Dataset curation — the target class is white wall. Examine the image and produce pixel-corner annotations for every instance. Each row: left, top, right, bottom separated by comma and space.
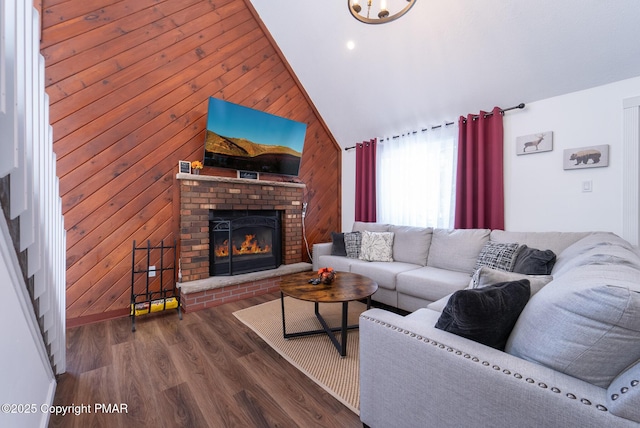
341, 151, 356, 232
0, 218, 55, 428
341, 75, 640, 234
505, 75, 640, 234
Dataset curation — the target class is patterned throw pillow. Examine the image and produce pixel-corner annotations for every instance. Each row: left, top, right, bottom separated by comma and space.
475, 241, 522, 272
359, 230, 394, 262
344, 231, 362, 259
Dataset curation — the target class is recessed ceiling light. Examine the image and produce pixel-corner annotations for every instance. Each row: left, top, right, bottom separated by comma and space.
346, 40, 356, 50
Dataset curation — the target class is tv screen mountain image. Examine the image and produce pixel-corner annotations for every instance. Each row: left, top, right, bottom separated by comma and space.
203, 97, 307, 176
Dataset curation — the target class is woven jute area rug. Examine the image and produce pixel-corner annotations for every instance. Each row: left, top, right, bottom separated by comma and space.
233, 297, 367, 414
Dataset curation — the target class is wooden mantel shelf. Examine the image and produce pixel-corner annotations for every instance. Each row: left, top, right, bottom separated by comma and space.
176, 173, 306, 189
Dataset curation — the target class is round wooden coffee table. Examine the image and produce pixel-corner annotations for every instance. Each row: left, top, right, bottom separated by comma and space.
279, 271, 378, 357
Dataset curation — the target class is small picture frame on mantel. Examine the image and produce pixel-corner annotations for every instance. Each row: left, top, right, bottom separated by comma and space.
238, 170, 259, 180
178, 160, 191, 174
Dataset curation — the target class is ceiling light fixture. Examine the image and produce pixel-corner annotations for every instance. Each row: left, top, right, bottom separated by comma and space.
349, 0, 416, 24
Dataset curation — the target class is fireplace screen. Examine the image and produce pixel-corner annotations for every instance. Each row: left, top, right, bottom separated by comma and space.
209, 210, 281, 276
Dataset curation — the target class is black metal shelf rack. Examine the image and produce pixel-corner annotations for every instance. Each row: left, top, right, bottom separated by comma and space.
130, 239, 182, 332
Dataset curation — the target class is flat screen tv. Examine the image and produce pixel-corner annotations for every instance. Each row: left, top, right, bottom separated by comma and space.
203, 97, 307, 176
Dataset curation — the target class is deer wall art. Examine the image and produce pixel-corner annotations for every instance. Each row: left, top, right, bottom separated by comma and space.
516, 131, 553, 155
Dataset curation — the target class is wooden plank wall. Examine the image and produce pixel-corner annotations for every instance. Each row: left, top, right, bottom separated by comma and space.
40, 0, 342, 327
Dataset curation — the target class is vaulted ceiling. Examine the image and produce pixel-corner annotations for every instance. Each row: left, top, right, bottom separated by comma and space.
249, 0, 640, 146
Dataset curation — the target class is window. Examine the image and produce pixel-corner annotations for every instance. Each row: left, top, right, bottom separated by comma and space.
376, 124, 458, 228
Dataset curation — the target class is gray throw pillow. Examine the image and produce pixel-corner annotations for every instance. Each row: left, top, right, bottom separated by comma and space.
470, 266, 553, 296
512, 245, 556, 275
330, 232, 347, 256
435, 279, 531, 350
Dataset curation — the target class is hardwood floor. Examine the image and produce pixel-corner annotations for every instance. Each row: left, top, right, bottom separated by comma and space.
49, 292, 362, 427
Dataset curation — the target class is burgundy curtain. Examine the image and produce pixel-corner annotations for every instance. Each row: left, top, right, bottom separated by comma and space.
455, 107, 505, 230
355, 138, 377, 222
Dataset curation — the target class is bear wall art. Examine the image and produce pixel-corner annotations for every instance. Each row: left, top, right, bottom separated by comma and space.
563, 144, 609, 170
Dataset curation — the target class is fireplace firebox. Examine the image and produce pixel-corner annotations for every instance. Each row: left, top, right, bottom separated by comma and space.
209, 210, 282, 276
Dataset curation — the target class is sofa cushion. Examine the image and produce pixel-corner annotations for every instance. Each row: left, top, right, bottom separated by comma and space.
397, 266, 471, 302
426, 294, 452, 312
474, 241, 522, 272
552, 232, 640, 277
344, 231, 362, 259
435, 279, 531, 350
351, 261, 420, 291
471, 266, 553, 296
389, 225, 432, 266
352, 221, 390, 233
427, 229, 490, 274
512, 245, 556, 275
317, 254, 364, 273
330, 232, 347, 256
359, 231, 394, 262
427, 266, 553, 312
428, 267, 552, 313
506, 264, 640, 388
489, 230, 591, 259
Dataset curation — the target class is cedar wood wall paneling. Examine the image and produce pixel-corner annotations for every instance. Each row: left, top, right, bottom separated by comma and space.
40, 0, 342, 326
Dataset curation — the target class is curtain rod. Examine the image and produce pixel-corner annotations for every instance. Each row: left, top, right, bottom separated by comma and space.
344, 102, 525, 151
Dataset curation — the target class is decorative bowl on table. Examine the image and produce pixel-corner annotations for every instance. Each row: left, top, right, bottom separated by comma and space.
317, 267, 336, 284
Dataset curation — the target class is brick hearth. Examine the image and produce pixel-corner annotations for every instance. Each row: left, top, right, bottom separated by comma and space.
176, 173, 308, 311
179, 262, 312, 312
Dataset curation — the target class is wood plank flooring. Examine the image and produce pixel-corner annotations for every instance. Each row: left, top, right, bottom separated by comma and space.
49, 292, 361, 427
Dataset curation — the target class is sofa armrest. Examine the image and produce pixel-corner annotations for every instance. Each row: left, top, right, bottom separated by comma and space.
312, 242, 332, 271
608, 361, 640, 422
359, 308, 637, 427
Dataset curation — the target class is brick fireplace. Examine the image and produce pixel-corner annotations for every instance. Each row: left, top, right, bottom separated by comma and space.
176, 173, 309, 311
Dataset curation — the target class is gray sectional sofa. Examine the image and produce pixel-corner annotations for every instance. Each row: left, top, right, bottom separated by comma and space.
312, 222, 640, 427
313, 221, 588, 312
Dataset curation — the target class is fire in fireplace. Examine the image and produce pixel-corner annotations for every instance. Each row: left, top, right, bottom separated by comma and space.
213, 234, 272, 257
209, 210, 282, 276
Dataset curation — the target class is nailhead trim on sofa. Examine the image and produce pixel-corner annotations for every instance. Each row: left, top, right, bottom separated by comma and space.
360, 314, 610, 412
611, 379, 639, 401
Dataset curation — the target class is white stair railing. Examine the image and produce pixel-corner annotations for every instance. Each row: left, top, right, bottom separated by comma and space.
0, 0, 66, 375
